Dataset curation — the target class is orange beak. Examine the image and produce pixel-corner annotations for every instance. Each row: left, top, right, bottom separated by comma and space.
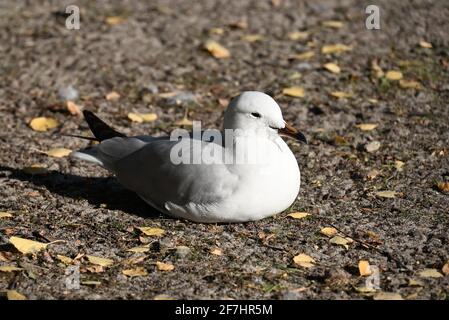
278, 122, 307, 144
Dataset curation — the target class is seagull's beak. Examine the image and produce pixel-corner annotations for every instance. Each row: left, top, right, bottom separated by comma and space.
278, 122, 308, 144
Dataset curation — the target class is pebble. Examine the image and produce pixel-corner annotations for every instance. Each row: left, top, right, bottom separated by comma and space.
165, 92, 197, 106
58, 85, 79, 101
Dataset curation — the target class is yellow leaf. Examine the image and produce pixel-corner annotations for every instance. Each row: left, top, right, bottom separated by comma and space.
282, 86, 305, 98
436, 182, 449, 192
322, 20, 344, 28
367, 98, 378, 104
287, 212, 309, 219
375, 190, 396, 198
287, 31, 309, 41
23, 164, 48, 175
418, 268, 444, 278
355, 123, 378, 131
85, 255, 114, 267
394, 160, 405, 172
385, 70, 403, 81
175, 116, 194, 126
321, 43, 352, 54
329, 236, 353, 249
419, 41, 432, 48
320, 227, 337, 237
137, 227, 165, 237
7, 290, 27, 300
204, 41, 230, 59
323, 63, 341, 74
105, 16, 125, 25
210, 248, 223, 256
153, 294, 175, 300
156, 261, 174, 271
294, 51, 315, 60
358, 260, 372, 276
128, 112, 158, 123
293, 253, 315, 268
371, 60, 384, 78
242, 34, 263, 42
10, 236, 48, 254
209, 27, 224, 35
45, 148, 72, 158
408, 279, 424, 287
56, 255, 73, 264
127, 245, 150, 253
106, 91, 120, 101
373, 292, 403, 300
66, 101, 82, 116
0, 265, 23, 272
399, 80, 421, 89
122, 267, 148, 277
29, 117, 59, 132
355, 286, 377, 293
330, 91, 352, 99
0, 212, 13, 218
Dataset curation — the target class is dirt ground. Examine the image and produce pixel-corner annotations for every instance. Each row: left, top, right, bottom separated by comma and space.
0, 0, 448, 300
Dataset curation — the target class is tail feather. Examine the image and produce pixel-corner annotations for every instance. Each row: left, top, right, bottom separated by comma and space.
83, 110, 126, 141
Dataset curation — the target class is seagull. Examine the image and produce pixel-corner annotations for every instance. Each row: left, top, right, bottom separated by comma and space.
71, 91, 307, 223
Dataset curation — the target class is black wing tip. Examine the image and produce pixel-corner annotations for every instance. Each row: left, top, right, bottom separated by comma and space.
82, 110, 126, 141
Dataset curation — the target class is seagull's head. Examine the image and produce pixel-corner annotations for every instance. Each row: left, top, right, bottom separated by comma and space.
223, 91, 307, 143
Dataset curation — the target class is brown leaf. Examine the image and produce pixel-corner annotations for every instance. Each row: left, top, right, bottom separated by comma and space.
419, 41, 432, 48
322, 20, 344, 28
394, 160, 405, 172
418, 268, 444, 278
127, 245, 150, 253
7, 290, 27, 300
66, 101, 82, 116
85, 255, 114, 267
288, 31, 309, 41
23, 164, 48, 175
10, 236, 48, 254
137, 227, 165, 237
323, 63, 341, 74
442, 261, 449, 276
242, 34, 263, 42
320, 227, 337, 237
399, 80, 421, 89
293, 253, 315, 268
375, 190, 396, 198
329, 91, 352, 99
122, 267, 148, 277
329, 236, 353, 249
373, 292, 403, 300
210, 248, 223, 256
105, 16, 125, 26
385, 70, 403, 81
0, 265, 23, 272
0, 212, 13, 219
57, 255, 73, 265
365, 141, 381, 152
287, 212, 309, 219
358, 260, 372, 276
436, 182, 449, 192
355, 123, 378, 131
294, 51, 315, 60
156, 261, 174, 271
45, 148, 72, 158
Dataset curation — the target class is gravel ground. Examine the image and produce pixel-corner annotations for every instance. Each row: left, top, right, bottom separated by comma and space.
0, 0, 448, 300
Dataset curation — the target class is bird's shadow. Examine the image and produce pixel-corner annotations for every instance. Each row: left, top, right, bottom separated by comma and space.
0, 165, 161, 219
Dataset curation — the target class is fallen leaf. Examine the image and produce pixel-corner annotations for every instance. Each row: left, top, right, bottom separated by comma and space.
105, 16, 125, 25
365, 141, 381, 152
418, 268, 443, 278
442, 261, 449, 276
355, 286, 377, 293
288, 31, 309, 41
375, 190, 396, 198
137, 227, 165, 237
242, 34, 263, 42
7, 290, 27, 300
323, 63, 341, 74
320, 227, 337, 237
333, 135, 348, 145
329, 236, 353, 249
85, 255, 114, 267
355, 123, 378, 131
321, 43, 352, 54
29, 117, 59, 132
322, 20, 344, 28
367, 98, 379, 104
86, 265, 105, 273
106, 91, 120, 101
175, 116, 194, 126
408, 279, 424, 287
419, 41, 432, 48
153, 294, 175, 300
436, 182, 449, 192
399, 80, 421, 89
56, 255, 73, 265
367, 169, 380, 180
218, 98, 229, 108
282, 86, 305, 98
329, 91, 352, 99
373, 292, 403, 300
385, 70, 403, 81
289, 72, 302, 80
0, 212, 13, 218
294, 51, 314, 60
156, 261, 174, 271
23, 164, 48, 175
293, 253, 315, 268
205, 41, 230, 59
394, 160, 405, 172
0, 265, 23, 272
209, 27, 224, 35
127, 245, 150, 253
127, 112, 158, 123
122, 267, 148, 277
287, 212, 309, 219
358, 260, 372, 276
10, 236, 48, 254
66, 101, 82, 115
210, 248, 223, 256
45, 148, 72, 158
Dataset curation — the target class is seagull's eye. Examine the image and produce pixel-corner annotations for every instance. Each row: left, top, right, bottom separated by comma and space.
250, 112, 261, 118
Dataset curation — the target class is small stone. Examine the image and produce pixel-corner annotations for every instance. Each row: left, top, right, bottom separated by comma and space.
365, 141, 381, 153
175, 246, 191, 258
58, 85, 79, 101
165, 92, 197, 106
294, 62, 313, 71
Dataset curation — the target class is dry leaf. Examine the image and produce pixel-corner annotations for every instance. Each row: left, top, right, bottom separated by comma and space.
209, 27, 224, 35
385, 70, 403, 81
321, 44, 352, 54
137, 227, 165, 237
29, 117, 59, 132
399, 80, 421, 89
175, 116, 194, 126
122, 267, 148, 277
322, 20, 344, 28
156, 261, 174, 271
320, 227, 337, 237
367, 169, 380, 180
329, 236, 353, 249
355, 123, 378, 131
367, 98, 379, 104
442, 261, 449, 276
85, 255, 114, 267
365, 141, 381, 152
106, 91, 120, 101
436, 182, 449, 192
23, 164, 48, 175
419, 41, 432, 48
0, 265, 23, 272
355, 286, 377, 293
204, 41, 230, 59
210, 248, 223, 256
86, 265, 105, 273
0, 212, 13, 218
287, 212, 309, 219
418, 268, 444, 278
394, 160, 405, 172
57, 255, 73, 265
375, 191, 396, 198
10, 236, 48, 254
323, 63, 341, 74
293, 253, 315, 268
334, 135, 348, 145
408, 279, 424, 287
282, 86, 305, 98
66, 101, 82, 115
105, 16, 125, 25
329, 91, 352, 99
242, 34, 263, 42
127, 245, 150, 253
294, 51, 315, 60
127, 112, 158, 123
373, 292, 403, 300
371, 60, 384, 78
358, 260, 372, 276
288, 31, 309, 41
7, 290, 27, 300
45, 148, 72, 158
153, 294, 175, 300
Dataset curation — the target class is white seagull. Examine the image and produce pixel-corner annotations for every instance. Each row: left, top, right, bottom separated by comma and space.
71, 91, 307, 223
